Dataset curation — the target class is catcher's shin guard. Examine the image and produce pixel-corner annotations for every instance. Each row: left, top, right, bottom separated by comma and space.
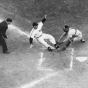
66, 39, 72, 47
62, 39, 72, 51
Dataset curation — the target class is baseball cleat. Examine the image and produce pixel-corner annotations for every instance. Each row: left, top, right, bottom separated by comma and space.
80, 39, 85, 43
47, 47, 53, 51
54, 44, 60, 49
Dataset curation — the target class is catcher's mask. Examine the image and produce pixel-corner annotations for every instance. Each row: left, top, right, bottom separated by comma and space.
63, 25, 69, 32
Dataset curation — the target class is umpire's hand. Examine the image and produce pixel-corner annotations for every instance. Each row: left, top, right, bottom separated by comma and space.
3, 35, 8, 39
2, 34, 8, 39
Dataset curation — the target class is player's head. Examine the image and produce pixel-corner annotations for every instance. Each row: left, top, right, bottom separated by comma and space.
6, 18, 12, 25
63, 25, 69, 32
32, 22, 38, 29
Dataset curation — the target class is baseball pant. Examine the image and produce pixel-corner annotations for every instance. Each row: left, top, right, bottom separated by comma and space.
66, 32, 83, 47
73, 32, 82, 42
36, 33, 56, 48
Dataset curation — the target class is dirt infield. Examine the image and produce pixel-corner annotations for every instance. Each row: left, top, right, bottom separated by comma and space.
0, 17, 88, 88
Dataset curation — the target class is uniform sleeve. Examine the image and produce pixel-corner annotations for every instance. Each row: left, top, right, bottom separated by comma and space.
67, 33, 73, 39
42, 18, 46, 23
29, 29, 36, 39
2, 28, 7, 38
29, 37, 33, 44
63, 31, 73, 42
29, 29, 36, 44
37, 22, 43, 31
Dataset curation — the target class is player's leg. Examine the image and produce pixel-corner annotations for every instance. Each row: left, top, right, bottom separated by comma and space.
62, 39, 72, 51
45, 34, 60, 49
37, 36, 53, 51
73, 33, 85, 43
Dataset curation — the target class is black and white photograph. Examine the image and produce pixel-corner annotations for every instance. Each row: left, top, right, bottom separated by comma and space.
0, 0, 88, 88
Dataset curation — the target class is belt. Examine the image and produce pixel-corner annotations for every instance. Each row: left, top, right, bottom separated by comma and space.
36, 34, 43, 38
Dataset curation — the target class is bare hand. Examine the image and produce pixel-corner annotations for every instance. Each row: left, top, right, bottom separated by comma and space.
44, 14, 47, 18
30, 44, 33, 49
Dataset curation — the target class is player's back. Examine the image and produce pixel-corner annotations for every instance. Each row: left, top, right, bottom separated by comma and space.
68, 28, 81, 36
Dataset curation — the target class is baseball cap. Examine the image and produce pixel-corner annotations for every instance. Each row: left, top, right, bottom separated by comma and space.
64, 25, 69, 29
32, 22, 38, 26
6, 18, 12, 22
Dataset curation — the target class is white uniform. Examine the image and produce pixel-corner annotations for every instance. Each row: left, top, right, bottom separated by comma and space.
30, 22, 56, 48
65, 28, 83, 42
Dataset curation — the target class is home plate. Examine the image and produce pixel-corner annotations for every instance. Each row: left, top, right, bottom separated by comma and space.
76, 57, 88, 62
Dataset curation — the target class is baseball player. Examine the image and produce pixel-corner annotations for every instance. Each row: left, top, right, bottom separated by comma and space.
59, 25, 85, 50
29, 15, 59, 51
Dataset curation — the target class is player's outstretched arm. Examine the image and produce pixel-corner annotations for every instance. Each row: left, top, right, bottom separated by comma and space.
41, 14, 47, 23
58, 32, 66, 42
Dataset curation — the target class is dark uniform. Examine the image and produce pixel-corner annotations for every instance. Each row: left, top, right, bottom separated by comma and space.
0, 20, 9, 53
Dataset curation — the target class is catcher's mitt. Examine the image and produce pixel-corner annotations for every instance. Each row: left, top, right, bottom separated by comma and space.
61, 46, 66, 51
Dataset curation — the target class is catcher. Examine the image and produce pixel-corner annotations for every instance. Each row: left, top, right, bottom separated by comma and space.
58, 25, 85, 51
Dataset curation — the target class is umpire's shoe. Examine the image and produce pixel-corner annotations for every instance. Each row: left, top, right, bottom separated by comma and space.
3, 51, 10, 54
48, 47, 53, 51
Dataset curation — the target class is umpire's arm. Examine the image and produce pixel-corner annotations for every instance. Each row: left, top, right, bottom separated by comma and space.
2, 29, 7, 38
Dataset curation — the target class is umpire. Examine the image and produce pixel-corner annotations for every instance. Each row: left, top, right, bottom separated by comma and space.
0, 18, 12, 54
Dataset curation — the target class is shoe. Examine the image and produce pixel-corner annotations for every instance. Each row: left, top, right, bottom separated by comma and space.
80, 39, 85, 43
3, 51, 10, 54
47, 47, 53, 51
55, 45, 60, 49
54, 44, 60, 49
